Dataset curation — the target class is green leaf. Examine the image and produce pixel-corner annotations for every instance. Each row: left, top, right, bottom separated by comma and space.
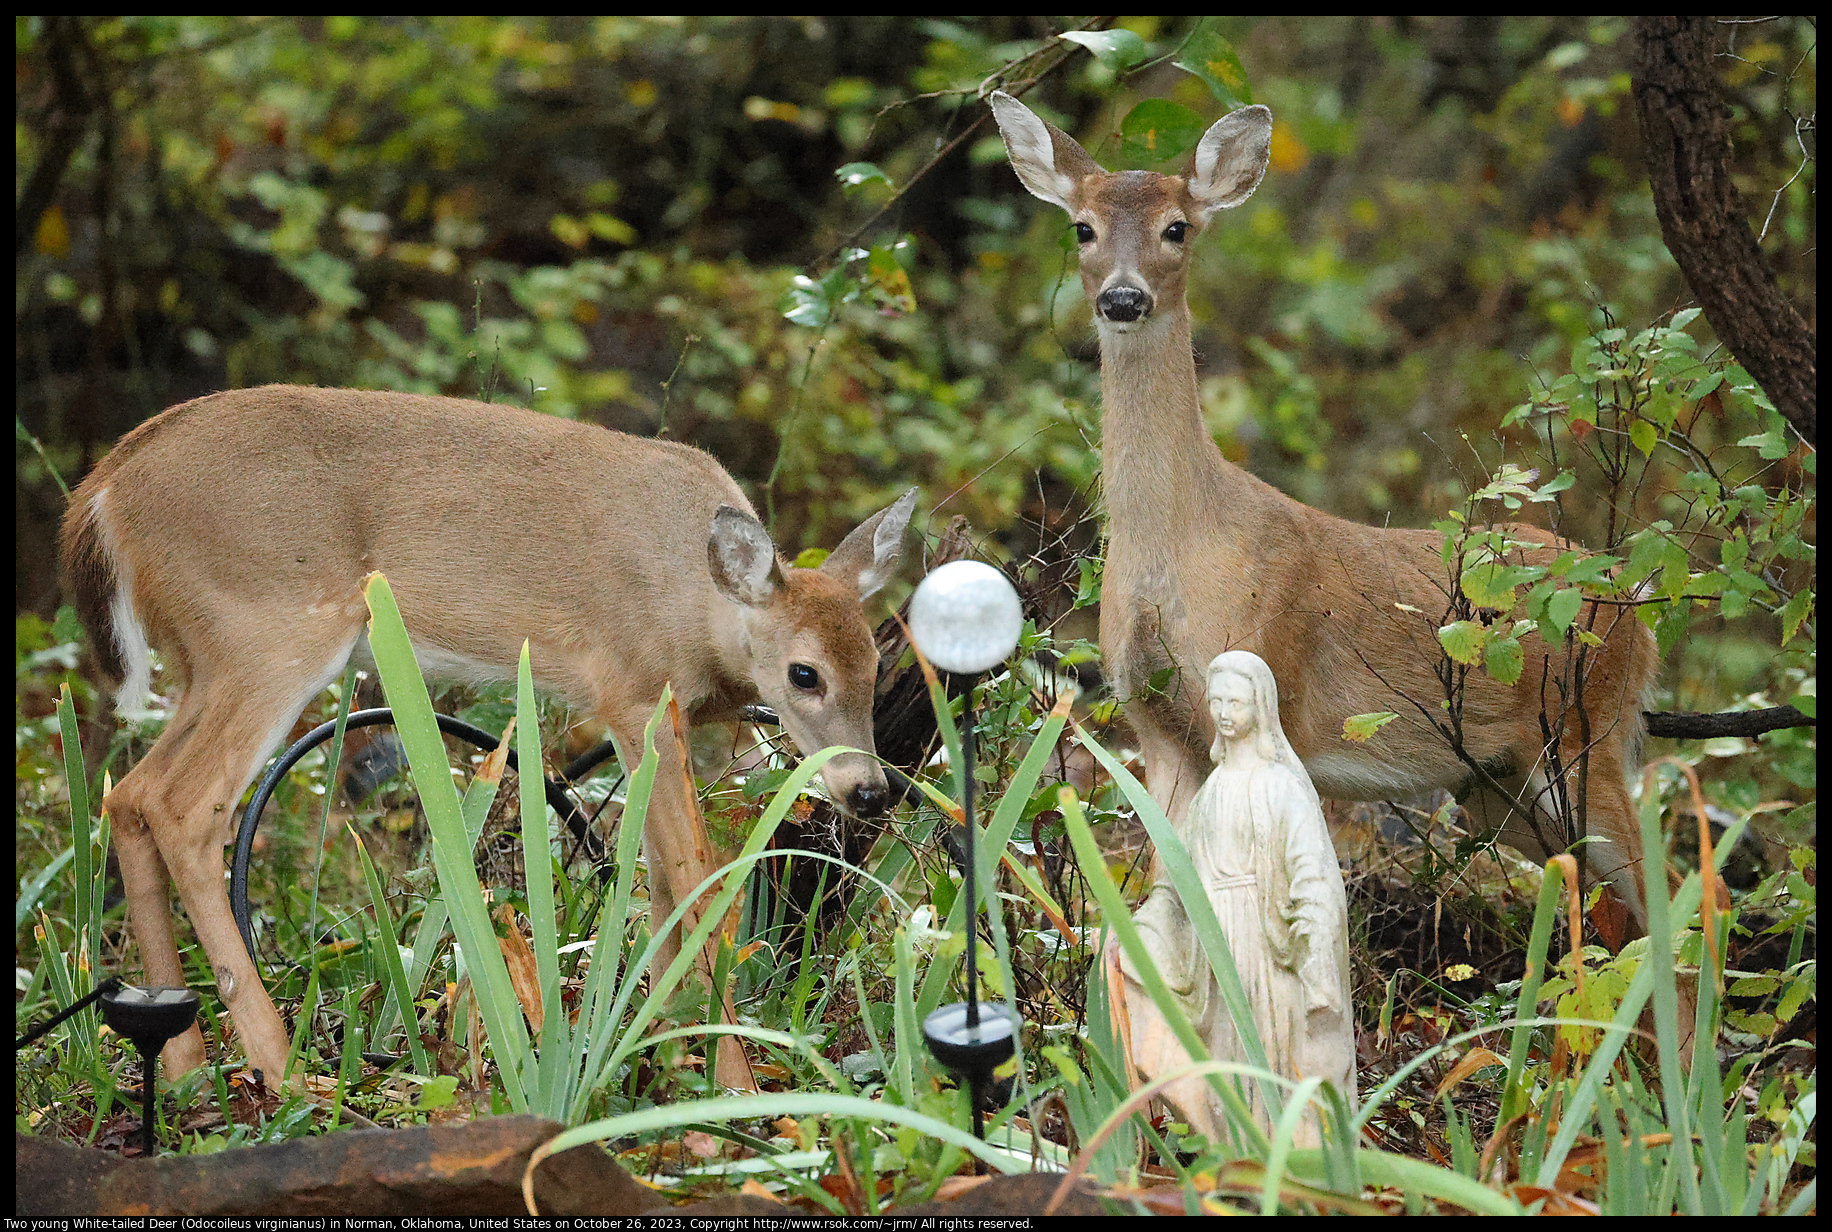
1688, 369, 1725, 401
1778, 588, 1813, 645
1059, 28, 1147, 72
1628, 418, 1658, 456
1738, 417, 1790, 460
584, 211, 637, 245
417, 1074, 459, 1110
1438, 620, 1487, 666
1342, 711, 1399, 743
1174, 26, 1253, 108
778, 264, 856, 329
1040, 1043, 1083, 1087
1461, 561, 1539, 611
1653, 602, 1690, 657
1564, 554, 1620, 589
1620, 529, 1667, 589
1720, 531, 1750, 573
1119, 99, 1206, 165
1655, 539, 1692, 599
549, 213, 589, 248
1483, 632, 1524, 685
864, 240, 917, 314
1544, 586, 1584, 639
1777, 969, 1814, 1022
835, 161, 892, 194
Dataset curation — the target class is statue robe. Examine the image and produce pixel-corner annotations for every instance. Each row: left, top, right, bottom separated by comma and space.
1115, 757, 1355, 1144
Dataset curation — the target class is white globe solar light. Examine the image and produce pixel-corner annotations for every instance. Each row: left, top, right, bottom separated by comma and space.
908, 560, 1023, 675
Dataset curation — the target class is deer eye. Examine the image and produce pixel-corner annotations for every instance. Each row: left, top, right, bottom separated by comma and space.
788, 663, 821, 692
1162, 221, 1188, 243
1073, 222, 1095, 244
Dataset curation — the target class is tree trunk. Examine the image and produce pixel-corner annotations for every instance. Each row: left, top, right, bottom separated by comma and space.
1631, 15, 1815, 446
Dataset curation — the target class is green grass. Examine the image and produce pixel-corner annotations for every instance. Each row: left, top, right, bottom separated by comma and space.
13, 606, 1817, 1213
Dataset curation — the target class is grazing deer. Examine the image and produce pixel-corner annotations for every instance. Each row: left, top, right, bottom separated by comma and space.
990, 92, 1660, 934
60, 384, 916, 1088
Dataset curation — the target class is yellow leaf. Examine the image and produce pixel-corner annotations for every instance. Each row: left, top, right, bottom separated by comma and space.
35, 206, 69, 258
1342, 711, 1399, 743
1269, 122, 1309, 174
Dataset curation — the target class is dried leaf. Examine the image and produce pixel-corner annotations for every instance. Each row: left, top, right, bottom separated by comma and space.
1433, 1045, 1507, 1099
494, 902, 543, 1033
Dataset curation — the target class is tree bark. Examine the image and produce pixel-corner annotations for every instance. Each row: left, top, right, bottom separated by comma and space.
1631, 16, 1815, 446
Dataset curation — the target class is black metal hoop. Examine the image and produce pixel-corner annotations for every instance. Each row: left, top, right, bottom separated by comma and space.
228, 707, 622, 965
227, 704, 801, 967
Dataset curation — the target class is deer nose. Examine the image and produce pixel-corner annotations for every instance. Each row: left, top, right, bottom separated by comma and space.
846, 780, 890, 818
1097, 285, 1152, 322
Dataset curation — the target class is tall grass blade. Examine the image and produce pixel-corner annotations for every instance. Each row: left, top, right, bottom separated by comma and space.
565, 706, 658, 1124
536, 1091, 1027, 1193
364, 572, 532, 1112
352, 821, 433, 1076
1636, 775, 1700, 1215
1283, 1148, 1523, 1215
1500, 857, 1568, 1122
514, 644, 566, 1110
56, 685, 100, 983
17, 846, 76, 932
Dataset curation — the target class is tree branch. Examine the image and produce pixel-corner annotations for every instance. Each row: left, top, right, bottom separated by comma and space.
1643, 704, 1815, 741
818, 17, 1116, 266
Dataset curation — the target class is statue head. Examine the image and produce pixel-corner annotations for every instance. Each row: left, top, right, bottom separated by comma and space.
1206, 649, 1286, 764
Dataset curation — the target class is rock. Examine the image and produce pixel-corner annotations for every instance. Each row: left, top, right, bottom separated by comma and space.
893, 1172, 1127, 1217
16, 1115, 651, 1217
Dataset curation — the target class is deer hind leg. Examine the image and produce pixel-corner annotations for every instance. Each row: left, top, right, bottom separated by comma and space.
111, 630, 360, 1081
108, 784, 208, 1072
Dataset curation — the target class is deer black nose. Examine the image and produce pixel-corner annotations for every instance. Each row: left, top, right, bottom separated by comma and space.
1098, 285, 1152, 322
847, 780, 890, 818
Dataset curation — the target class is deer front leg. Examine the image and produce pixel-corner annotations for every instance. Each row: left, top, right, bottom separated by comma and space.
628, 703, 757, 1092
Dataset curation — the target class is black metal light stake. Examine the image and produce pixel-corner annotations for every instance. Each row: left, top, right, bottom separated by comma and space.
98, 985, 200, 1158
909, 561, 1025, 1152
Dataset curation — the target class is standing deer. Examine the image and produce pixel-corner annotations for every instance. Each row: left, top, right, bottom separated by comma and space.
60, 384, 916, 1089
990, 92, 1660, 934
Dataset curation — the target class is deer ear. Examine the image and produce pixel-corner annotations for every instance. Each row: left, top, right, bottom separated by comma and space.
707, 505, 783, 608
819, 487, 916, 600
1187, 104, 1273, 219
990, 91, 1100, 213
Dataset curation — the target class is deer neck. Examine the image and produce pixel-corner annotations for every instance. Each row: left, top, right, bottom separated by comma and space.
1096, 306, 1236, 538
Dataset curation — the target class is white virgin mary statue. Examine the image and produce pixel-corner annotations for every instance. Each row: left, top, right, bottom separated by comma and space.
1112, 650, 1356, 1145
